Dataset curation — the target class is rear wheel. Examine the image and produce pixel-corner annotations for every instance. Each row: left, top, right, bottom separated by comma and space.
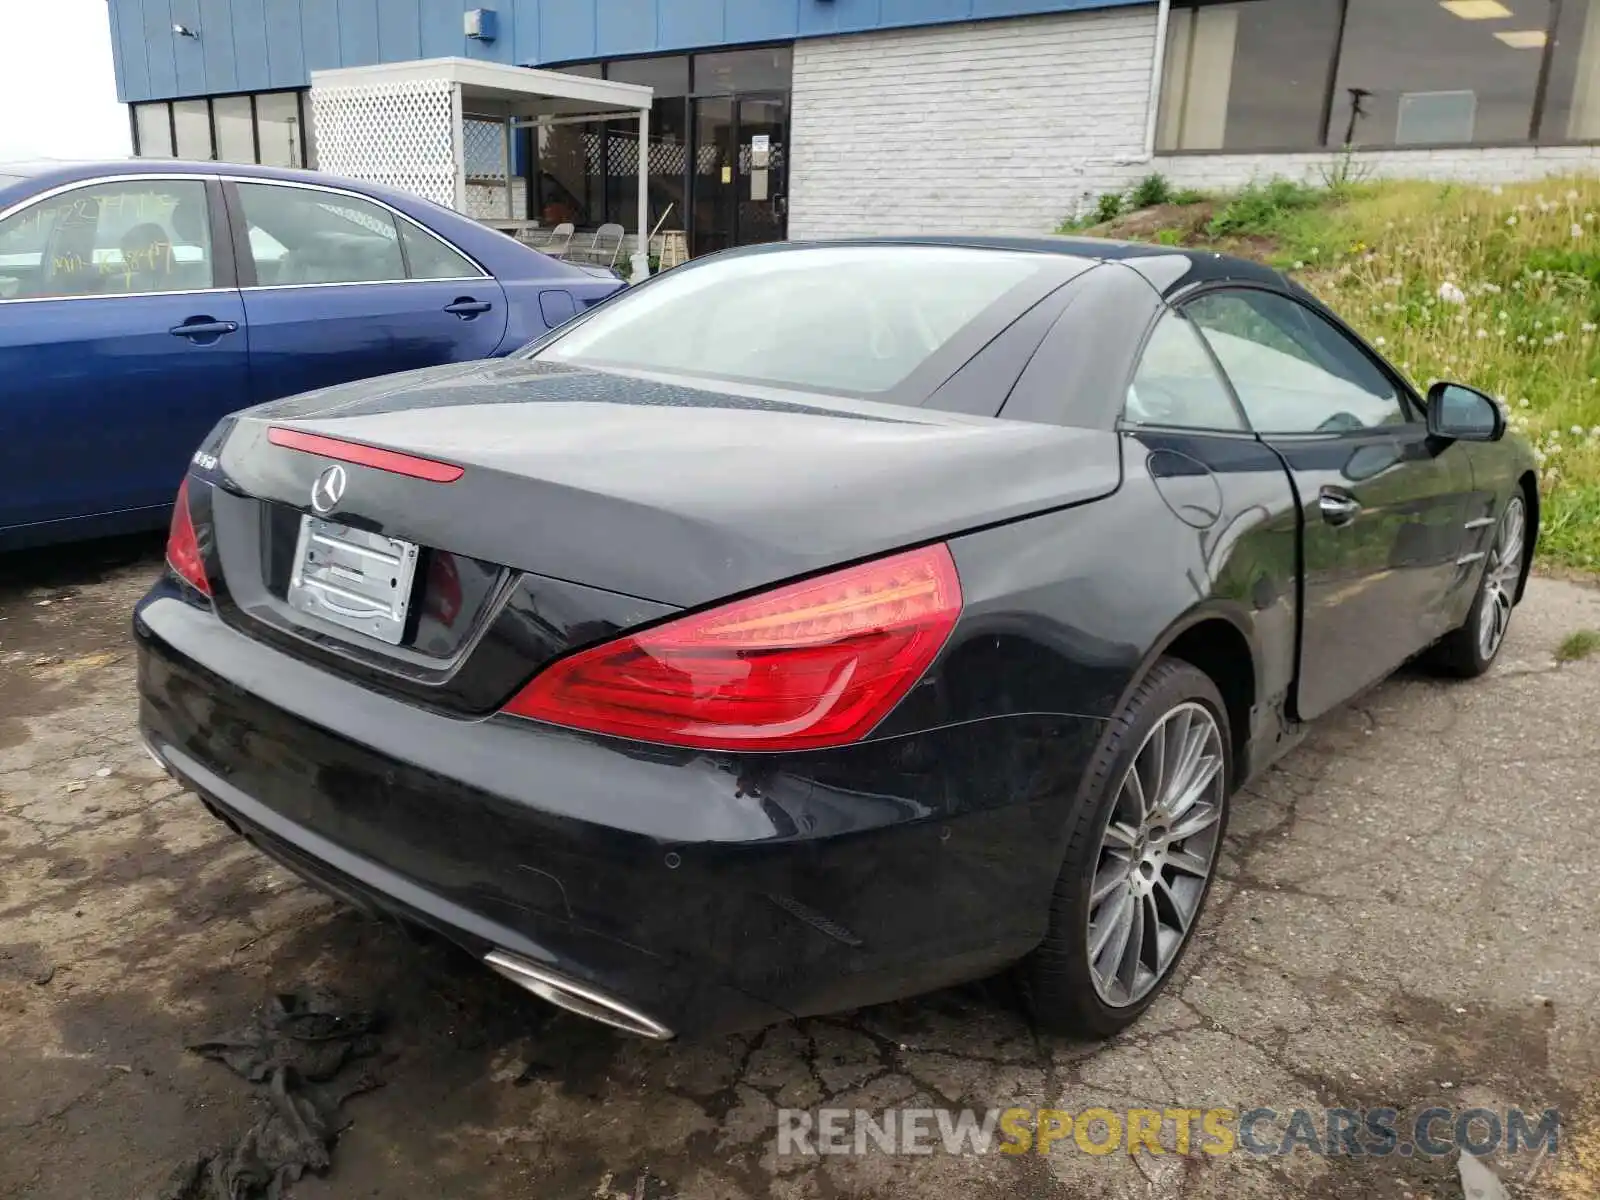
1023, 659, 1231, 1037
1430, 492, 1527, 678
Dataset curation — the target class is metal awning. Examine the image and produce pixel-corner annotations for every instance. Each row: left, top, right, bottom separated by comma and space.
310, 57, 655, 281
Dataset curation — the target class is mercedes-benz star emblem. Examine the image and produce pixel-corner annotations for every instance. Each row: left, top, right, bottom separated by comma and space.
310, 465, 347, 515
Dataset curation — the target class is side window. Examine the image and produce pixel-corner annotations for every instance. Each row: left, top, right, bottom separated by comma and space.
237, 182, 405, 286
399, 220, 483, 280
1125, 311, 1245, 431
0, 180, 214, 301
1185, 290, 1408, 434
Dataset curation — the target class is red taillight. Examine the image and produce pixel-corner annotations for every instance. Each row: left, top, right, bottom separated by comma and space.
166, 478, 211, 598
502, 545, 963, 751
266, 427, 465, 483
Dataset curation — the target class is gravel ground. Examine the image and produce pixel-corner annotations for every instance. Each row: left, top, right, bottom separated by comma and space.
1, 538, 1597, 1200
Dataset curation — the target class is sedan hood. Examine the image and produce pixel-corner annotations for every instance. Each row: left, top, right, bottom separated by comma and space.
223, 359, 1123, 607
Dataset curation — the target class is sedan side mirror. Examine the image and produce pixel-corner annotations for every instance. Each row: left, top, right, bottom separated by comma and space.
1426, 382, 1505, 442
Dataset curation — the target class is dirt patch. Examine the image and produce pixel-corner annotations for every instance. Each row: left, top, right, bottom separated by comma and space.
1091, 201, 1217, 244
1083, 203, 1296, 268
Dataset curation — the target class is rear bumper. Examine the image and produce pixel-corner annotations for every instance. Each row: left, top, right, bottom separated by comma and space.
135, 579, 1105, 1036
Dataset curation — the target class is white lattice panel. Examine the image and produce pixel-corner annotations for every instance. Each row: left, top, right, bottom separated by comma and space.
464, 118, 509, 180
311, 79, 458, 209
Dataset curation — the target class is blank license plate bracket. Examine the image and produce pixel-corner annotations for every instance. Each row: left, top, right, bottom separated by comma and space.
286, 516, 421, 645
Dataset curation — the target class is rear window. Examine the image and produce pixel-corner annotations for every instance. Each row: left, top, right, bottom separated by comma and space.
532, 246, 1048, 395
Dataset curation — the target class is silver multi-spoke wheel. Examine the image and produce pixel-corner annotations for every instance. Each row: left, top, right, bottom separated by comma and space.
1477, 496, 1525, 662
1086, 701, 1225, 1008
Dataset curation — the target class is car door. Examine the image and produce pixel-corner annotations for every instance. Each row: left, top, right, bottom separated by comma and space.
226, 180, 507, 405
1184, 287, 1475, 720
0, 175, 247, 535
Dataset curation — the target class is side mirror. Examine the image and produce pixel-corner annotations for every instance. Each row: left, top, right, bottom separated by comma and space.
1426, 382, 1505, 442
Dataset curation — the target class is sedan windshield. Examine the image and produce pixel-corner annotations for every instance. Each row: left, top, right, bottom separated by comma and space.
533, 246, 1050, 396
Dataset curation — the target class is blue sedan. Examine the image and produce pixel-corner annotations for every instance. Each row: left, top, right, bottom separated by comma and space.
0, 160, 624, 549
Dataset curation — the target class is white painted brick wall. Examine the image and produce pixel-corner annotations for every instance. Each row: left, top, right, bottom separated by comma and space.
787, 10, 1600, 239
788, 10, 1159, 239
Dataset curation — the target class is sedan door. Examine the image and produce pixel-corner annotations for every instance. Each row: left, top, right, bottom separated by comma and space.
0, 175, 247, 537
226, 180, 508, 404
1185, 287, 1474, 721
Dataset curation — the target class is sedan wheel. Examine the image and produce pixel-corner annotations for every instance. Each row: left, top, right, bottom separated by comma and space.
1430, 489, 1529, 679
1024, 658, 1231, 1037
1477, 495, 1525, 663
1087, 702, 1225, 1008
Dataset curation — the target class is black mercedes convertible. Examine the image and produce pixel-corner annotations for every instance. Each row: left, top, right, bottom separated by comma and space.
135, 237, 1537, 1040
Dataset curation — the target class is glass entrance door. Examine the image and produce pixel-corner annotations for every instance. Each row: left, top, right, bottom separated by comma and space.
736, 95, 787, 247
691, 94, 788, 255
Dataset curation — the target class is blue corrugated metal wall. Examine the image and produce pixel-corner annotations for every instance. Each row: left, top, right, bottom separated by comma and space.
109, 0, 1145, 102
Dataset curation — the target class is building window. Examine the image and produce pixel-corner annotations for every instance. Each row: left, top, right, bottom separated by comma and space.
605, 57, 691, 231
693, 47, 793, 94
212, 96, 256, 164
1159, 0, 1581, 151
1540, 0, 1600, 140
131, 91, 308, 167
172, 99, 214, 160
256, 92, 306, 168
1160, 1, 1343, 151
1333, 0, 1547, 146
530, 46, 794, 254
133, 103, 173, 158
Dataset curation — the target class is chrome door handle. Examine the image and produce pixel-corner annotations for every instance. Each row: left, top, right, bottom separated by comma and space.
1319, 489, 1361, 525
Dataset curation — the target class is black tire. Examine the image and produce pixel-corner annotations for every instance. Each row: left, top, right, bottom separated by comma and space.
1428, 489, 1529, 679
1022, 658, 1232, 1038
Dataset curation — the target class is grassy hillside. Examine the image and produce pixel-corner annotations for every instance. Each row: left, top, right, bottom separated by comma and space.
1079, 175, 1600, 574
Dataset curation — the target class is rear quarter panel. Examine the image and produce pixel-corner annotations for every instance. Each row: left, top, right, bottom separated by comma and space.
924, 426, 1301, 797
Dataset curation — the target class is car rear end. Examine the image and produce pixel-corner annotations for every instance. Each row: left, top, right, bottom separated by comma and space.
135, 245, 1124, 1036
139, 442, 1035, 1036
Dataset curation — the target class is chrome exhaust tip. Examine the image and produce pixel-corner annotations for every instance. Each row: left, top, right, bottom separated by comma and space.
483, 949, 674, 1040
140, 734, 169, 773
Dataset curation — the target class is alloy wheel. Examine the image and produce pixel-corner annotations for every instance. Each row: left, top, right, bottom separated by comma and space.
1086, 701, 1225, 1008
1477, 496, 1525, 663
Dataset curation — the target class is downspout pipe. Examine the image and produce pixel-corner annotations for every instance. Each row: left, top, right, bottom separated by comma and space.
1142, 0, 1173, 160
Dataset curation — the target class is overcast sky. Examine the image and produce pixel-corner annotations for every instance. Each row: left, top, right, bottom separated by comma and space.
0, 0, 130, 162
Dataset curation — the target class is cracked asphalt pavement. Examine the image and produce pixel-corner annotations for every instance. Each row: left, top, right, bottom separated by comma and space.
2, 539, 1598, 1199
